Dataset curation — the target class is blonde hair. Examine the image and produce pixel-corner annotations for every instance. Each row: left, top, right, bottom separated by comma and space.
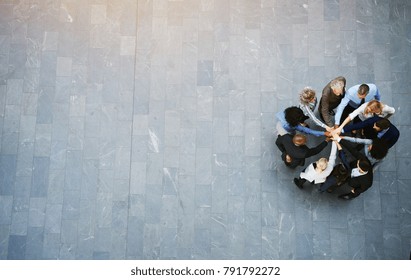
299, 87, 316, 105
365, 100, 383, 115
316, 158, 328, 171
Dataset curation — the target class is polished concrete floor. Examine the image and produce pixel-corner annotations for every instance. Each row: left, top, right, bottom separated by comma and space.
0, 0, 410, 259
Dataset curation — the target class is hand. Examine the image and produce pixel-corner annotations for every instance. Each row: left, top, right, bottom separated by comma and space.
333, 127, 342, 136
325, 136, 332, 142
325, 126, 333, 132
330, 134, 341, 141
334, 124, 339, 129
333, 140, 342, 150
285, 154, 292, 163
324, 131, 331, 137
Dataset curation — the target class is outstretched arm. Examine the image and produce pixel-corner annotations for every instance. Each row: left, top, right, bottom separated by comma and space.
334, 95, 350, 125
304, 104, 328, 129
321, 141, 338, 178
340, 139, 366, 160
343, 116, 382, 133
334, 140, 350, 169
341, 136, 373, 145
295, 124, 326, 137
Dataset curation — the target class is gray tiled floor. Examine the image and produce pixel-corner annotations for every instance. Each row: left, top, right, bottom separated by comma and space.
0, 0, 410, 260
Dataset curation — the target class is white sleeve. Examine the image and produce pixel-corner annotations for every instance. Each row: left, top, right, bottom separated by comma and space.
322, 141, 338, 178
381, 104, 395, 117
348, 102, 367, 120
304, 105, 327, 129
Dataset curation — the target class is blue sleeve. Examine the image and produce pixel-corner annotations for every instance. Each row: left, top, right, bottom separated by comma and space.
375, 87, 381, 101
334, 96, 350, 125
295, 124, 324, 137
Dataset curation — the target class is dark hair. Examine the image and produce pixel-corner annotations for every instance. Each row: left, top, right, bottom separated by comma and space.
369, 138, 389, 160
284, 106, 305, 127
375, 118, 390, 130
358, 158, 371, 172
358, 84, 369, 96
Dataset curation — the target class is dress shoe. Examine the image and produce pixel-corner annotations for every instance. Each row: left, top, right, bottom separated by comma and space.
293, 178, 304, 189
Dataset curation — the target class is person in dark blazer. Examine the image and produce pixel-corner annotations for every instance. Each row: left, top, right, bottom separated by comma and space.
319, 76, 346, 127
275, 133, 330, 169
342, 116, 399, 149
336, 138, 373, 200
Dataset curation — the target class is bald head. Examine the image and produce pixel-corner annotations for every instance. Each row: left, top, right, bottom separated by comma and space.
293, 134, 307, 146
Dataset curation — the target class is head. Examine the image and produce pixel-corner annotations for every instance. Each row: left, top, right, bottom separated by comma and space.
368, 138, 389, 160
284, 106, 305, 127
357, 158, 371, 173
316, 158, 328, 171
330, 79, 345, 96
364, 100, 383, 115
357, 84, 370, 99
299, 87, 317, 105
292, 134, 307, 146
373, 118, 390, 132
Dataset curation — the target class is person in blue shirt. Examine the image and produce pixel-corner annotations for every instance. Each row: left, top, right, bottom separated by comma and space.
276, 106, 329, 137
334, 83, 381, 127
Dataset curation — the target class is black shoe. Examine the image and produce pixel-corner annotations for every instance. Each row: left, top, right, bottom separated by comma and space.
293, 178, 304, 189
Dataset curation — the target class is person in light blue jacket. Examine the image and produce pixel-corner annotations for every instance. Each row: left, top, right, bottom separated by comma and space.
276, 106, 329, 137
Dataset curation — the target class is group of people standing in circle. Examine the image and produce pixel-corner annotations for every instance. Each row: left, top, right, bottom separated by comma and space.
275, 76, 400, 200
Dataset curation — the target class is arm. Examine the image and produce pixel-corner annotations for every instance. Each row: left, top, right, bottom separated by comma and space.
334, 95, 350, 125
335, 115, 352, 134
337, 103, 367, 133
305, 140, 328, 158
340, 139, 366, 160
343, 116, 382, 133
322, 141, 338, 177
304, 104, 328, 129
335, 139, 350, 169
295, 124, 325, 137
341, 136, 373, 145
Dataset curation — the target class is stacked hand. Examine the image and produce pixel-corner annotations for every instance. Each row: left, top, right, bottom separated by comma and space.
325, 125, 343, 141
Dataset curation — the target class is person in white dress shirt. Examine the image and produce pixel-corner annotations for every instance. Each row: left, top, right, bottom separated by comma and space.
293, 141, 338, 189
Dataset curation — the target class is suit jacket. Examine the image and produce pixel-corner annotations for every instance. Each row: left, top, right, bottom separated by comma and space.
319, 76, 346, 127
275, 134, 328, 168
340, 139, 373, 195
343, 116, 400, 149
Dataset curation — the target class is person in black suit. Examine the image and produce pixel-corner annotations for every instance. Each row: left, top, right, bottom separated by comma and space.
342, 116, 399, 149
336, 138, 373, 200
275, 133, 330, 169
